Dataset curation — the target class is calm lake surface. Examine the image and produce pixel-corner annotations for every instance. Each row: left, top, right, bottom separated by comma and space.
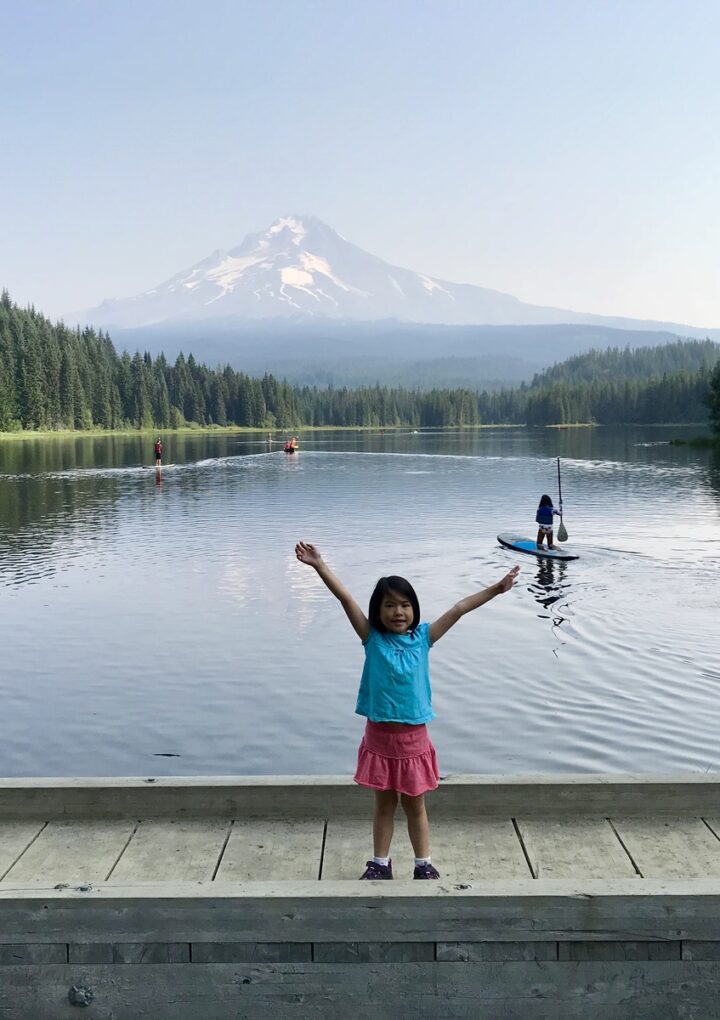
1, 426, 719, 778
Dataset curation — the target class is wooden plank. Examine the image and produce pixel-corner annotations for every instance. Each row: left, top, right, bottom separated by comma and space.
0, 961, 719, 1019
68, 942, 189, 964
313, 942, 435, 962
3, 774, 720, 820
321, 818, 409, 881
317, 816, 506, 882
108, 819, 231, 884
611, 817, 720, 878
0, 944, 65, 965
516, 817, 637, 879
430, 818, 531, 882
0, 821, 46, 880
192, 943, 311, 963
1, 881, 720, 943
558, 941, 680, 961
215, 820, 324, 881
682, 942, 720, 960
3, 820, 136, 886
437, 941, 557, 961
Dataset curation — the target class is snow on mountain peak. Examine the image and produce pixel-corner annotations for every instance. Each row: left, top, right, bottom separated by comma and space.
267, 215, 307, 245
78, 213, 596, 330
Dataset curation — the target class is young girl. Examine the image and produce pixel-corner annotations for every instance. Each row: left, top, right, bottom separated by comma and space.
536, 494, 561, 550
295, 541, 519, 881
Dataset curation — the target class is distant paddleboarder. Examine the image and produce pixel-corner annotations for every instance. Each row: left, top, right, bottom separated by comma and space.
154, 438, 163, 468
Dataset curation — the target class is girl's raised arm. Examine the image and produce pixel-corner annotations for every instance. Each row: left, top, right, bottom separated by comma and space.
295, 542, 370, 642
429, 565, 519, 644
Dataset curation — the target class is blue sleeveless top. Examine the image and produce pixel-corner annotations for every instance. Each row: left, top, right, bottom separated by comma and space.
355, 623, 435, 725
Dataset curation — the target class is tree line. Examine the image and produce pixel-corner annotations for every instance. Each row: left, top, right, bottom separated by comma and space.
1, 293, 718, 431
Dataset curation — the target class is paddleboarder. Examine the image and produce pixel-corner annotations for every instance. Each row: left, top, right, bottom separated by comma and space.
536, 494, 561, 550
154, 437, 163, 468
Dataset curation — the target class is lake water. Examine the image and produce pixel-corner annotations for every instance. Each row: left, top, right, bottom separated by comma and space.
1, 427, 719, 778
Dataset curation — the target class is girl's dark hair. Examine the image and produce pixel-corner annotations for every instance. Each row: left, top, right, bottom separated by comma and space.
368, 576, 421, 633
539, 494, 554, 507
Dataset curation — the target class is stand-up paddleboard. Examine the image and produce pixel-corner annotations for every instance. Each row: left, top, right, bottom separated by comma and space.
497, 533, 579, 560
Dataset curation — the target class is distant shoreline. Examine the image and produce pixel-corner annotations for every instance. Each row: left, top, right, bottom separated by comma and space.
0, 423, 527, 441
0, 421, 711, 442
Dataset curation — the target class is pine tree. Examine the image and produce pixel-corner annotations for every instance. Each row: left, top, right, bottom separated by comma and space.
705, 361, 720, 434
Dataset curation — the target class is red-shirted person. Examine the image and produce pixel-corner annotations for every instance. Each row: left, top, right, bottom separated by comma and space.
154, 438, 163, 467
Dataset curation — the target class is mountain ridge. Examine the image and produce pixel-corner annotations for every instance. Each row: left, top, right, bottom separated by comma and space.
72, 215, 720, 339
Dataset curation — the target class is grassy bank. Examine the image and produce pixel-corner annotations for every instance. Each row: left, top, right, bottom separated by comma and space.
0, 423, 532, 442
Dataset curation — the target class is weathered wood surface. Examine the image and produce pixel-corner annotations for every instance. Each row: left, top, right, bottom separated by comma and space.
611, 816, 720, 878
1, 880, 720, 943
557, 940, 681, 961
313, 941, 435, 962
191, 942, 312, 963
216, 819, 325, 881
436, 941, 557, 961
429, 817, 531, 882
321, 817, 385, 880
4, 813, 719, 888
108, 819, 231, 884
1, 961, 719, 1019
306, 816, 530, 882
0, 820, 46, 878
3, 820, 136, 886
0, 944, 66, 965
516, 817, 637, 879
2, 774, 720, 819
68, 942, 190, 964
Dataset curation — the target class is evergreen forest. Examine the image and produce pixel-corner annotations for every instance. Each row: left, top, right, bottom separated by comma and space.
1, 293, 718, 432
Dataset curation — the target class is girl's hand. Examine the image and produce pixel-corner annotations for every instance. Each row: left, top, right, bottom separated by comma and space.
496, 565, 520, 593
295, 541, 323, 568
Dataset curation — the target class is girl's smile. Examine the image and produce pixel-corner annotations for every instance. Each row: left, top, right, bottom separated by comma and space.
379, 591, 413, 633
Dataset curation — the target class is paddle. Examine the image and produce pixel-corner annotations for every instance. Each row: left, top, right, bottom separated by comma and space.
556, 457, 569, 542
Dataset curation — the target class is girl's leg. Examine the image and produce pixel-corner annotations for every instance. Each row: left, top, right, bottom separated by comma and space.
547, 529, 557, 550
372, 789, 399, 857
536, 528, 545, 548
400, 792, 430, 858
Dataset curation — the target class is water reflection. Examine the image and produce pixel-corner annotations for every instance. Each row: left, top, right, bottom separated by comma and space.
706, 448, 720, 509
527, 558, 571, 626
2, 426, 720, 778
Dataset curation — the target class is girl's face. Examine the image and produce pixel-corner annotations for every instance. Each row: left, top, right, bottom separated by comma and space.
379, 589, 414, 634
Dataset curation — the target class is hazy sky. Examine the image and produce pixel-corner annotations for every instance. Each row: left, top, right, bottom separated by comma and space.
1, 0, 719, 326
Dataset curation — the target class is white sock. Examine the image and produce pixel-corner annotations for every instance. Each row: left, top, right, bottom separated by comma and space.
373, 856, 390, 867
415, 856, 432, 867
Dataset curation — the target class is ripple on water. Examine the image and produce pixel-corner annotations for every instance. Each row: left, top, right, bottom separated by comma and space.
0, 431, 718, 775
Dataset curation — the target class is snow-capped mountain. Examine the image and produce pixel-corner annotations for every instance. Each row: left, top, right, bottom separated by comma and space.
74, 215, 713, 337
79, 215, 538, 329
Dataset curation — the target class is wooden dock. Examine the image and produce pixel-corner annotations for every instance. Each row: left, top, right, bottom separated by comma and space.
1, 774, 720, 1018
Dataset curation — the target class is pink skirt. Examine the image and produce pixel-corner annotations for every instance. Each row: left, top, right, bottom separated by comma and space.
354, 720, 440, 797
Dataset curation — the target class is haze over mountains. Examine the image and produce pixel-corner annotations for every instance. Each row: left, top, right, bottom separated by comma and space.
72, 216, 718, 388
